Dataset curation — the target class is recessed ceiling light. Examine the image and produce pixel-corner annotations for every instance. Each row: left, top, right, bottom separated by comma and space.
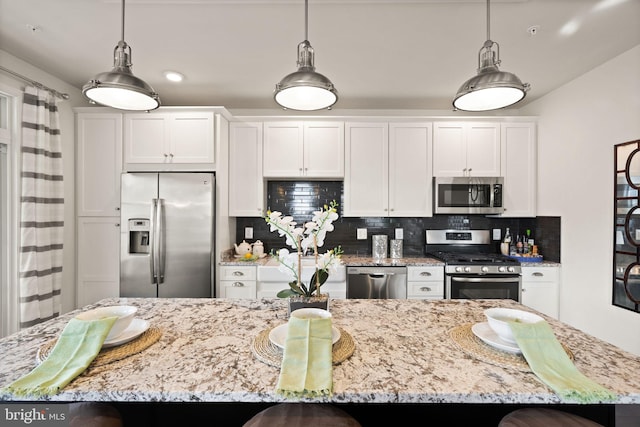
164, 71, 184, 82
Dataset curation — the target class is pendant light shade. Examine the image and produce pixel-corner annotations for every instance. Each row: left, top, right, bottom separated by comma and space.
83, 0, 160, 111
274, 0, 337, 111
453, 0, 529, 111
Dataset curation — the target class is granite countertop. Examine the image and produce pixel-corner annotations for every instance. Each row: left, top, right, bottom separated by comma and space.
0, 298, 637, 404
219, 251, 444, 267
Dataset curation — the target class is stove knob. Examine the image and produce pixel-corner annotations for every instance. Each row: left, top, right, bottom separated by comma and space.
481, 266, 489, 273
498, 266, 506, 272
464, 267, 471, 273
507, 267, 515, 273
455, 266, 463, 272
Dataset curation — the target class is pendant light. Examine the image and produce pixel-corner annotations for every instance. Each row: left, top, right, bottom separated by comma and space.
274, 0, 338, 111
82, 0, 160, 111
453, 0, 529, 112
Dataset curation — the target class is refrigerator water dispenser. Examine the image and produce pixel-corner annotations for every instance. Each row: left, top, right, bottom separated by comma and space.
128, 219, 150, 254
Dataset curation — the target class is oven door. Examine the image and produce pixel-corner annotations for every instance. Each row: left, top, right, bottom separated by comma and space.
446, 274, 521, 301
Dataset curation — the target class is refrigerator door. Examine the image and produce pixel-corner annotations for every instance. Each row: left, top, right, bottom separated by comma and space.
157, 173, 214, 297
120, 173, 158, 297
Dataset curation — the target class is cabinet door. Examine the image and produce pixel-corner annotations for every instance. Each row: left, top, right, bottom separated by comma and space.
229, 122, 264, 217
521, 266, 559, 319
124, 113, 168, 163
303, 122, 344, 177
501, 122, 537, 217
168, 112, 214, 164
389, 123, 432, 217
76, 113, 122, 217
433, 123, 466, 176
77, 217, 120, 307
344, 122, 389, 216
263, 121, 303, 177
433, 122, 500, 177
466, 122, 500, 176
219, 281, 256, 298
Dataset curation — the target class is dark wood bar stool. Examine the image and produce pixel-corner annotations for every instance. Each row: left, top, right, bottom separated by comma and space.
243, 403, 362, 427
498, 408, 605, 427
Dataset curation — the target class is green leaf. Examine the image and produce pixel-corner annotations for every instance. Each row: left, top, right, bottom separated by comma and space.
277, 289, 298, 298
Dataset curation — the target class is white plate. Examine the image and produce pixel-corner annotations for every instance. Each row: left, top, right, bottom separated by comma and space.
269, 323, 340, 349
102, 318, 150, 348
471, 322, 521, 354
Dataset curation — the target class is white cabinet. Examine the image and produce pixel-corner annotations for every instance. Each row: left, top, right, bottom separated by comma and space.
521, 266, 560, 319
75, 111, 123, 307
501, 122, 537, 217
229, 122, 264, 217
433, 122, 500, 177
76, 217, 120, 307
219, 266, 257, 299
76, 112, 122, 217
262, 121, 344, 178
123, 111, 214, 167
344, 122, 432, 217
407, 266, 444, 300
256, 280, 347, 300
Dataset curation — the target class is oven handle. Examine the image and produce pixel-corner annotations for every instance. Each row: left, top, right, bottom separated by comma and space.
451, 276, 519, 283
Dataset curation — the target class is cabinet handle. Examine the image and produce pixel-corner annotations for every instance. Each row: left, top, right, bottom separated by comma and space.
164, 153, 168, 158
420, 286, 432, 292
419, 272, 432, 276
115, 207, 120, 211
522, 288, 527, 292
232, 282, 245, 287
232, 271, 244, 276
532, 272, 544, 277
169, 153, 174, 158
115, 223, 120, 227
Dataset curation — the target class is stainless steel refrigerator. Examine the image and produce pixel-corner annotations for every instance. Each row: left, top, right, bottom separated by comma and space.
120, 172, 214, 298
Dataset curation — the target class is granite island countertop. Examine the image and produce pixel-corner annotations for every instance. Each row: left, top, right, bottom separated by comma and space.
0, 298, 636, 405
219, 252, 445, 267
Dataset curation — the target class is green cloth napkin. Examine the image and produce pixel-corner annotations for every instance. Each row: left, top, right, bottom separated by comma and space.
509, 320, 617, 403
276, 316, 333, 398
2, 317, 117, 397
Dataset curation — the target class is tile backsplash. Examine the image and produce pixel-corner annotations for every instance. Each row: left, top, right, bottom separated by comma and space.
234, 181, 561, 262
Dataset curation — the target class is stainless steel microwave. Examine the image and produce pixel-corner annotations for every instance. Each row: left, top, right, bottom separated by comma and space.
433, 176, 504, 215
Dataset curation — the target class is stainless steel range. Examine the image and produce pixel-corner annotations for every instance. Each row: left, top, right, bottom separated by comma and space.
426, 229, 522, 301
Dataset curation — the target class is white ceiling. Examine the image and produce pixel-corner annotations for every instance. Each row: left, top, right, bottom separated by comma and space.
1, 0, 639, 111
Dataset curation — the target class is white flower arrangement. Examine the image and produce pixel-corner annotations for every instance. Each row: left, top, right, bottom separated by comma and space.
265, 200, 343, 298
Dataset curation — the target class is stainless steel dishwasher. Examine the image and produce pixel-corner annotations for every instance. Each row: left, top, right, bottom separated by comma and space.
347, 266, 407, 299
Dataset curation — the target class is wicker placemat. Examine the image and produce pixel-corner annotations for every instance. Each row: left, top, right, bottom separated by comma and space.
449, 323, 574, 372
251, 326, 355, 368
36, 327, 162, 367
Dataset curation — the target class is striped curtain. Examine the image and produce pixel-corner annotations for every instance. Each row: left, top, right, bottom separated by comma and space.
19, 86, 64, 329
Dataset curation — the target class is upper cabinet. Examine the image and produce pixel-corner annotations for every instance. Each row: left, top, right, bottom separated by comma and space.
263, 121, 344, 178
229, 121, 264, 217
344, 122, 432, 217
501, 122, 537, 217
433, 122, 500, 177
76, 112, 122, 217
123, 110, 214, 169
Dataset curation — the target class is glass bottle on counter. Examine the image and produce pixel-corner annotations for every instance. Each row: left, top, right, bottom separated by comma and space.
501, 228, 512, 255
516, 234, 523, 254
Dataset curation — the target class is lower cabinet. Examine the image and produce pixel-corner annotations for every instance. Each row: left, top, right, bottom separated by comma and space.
77, 217, 120, 307
521, 266, 560, 318
219, 266, 257, 298
407, 266, 444, 299
256, 281, 347, 299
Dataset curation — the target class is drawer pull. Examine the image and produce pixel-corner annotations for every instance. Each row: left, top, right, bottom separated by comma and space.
420, 272, 432, 276
420, 286, 432, 292
232, 271, 245, 277
232, 282, 245, 287
532, 272, 544, 277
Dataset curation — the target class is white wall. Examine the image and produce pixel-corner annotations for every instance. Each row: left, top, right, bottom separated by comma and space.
0, 50, 85, 318
521, 44, 640, 356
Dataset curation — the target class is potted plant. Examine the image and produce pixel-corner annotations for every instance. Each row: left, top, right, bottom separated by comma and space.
264, 201, 343, 313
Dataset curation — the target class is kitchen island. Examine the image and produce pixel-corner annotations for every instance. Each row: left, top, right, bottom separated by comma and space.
1, 298, 638, 425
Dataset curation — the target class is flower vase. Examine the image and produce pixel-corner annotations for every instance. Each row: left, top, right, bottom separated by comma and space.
287, 293, 330, 316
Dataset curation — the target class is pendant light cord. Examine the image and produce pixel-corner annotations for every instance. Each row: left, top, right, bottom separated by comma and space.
486, 0, 491, 41
304, 0, 309, 41
120, 0, 126, 42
